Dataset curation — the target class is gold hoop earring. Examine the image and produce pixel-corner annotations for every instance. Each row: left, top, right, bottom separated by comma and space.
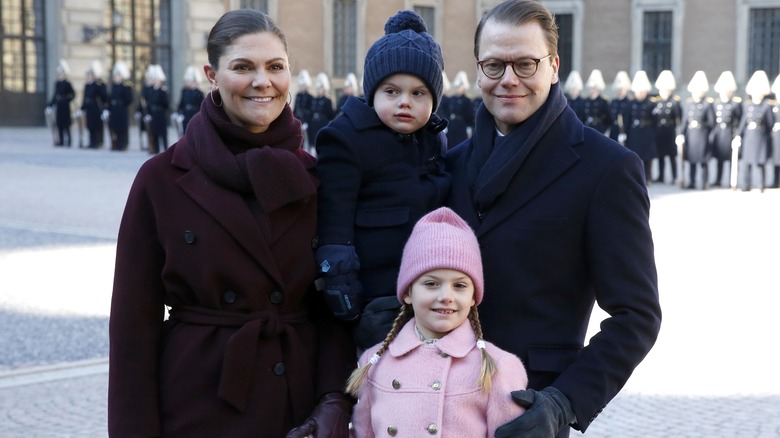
210, 90, 223, 108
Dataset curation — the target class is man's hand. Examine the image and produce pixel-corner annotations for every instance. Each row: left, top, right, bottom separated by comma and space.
286, 392, 353, 438
495, 387, 574, 438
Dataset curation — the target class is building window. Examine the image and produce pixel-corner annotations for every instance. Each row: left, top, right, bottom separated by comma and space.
556, 13, 573, 83
240, 0, 268, 12
748, 8, 780, 80
413, 6, 435, 36
0, 0, 46, 125
642, 11, 672, 83
333, 0, 357, 77
109, 0, 172, 96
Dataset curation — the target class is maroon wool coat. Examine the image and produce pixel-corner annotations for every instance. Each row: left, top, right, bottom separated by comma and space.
108, 135, 355, 437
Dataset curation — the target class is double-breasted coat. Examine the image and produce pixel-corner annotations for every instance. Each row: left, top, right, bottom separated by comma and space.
446, 93, 476, 148
625, 97, 658, 161
308, 95, 335, 146
108, 81, 134, 151
608, 96, 631, 142
81, 79, 108, 147
652, 96, 682, 158
738, 99, 773, 165
446, 86, 661, 433
711, 98, 742, 161
50, 79, 75, 129
177, 87, 205, 133
351, 319, 527, 437
109, 110, 355, 437
680, 98, 714, 164
581, 95, 612, 135
315, 96, 450, 351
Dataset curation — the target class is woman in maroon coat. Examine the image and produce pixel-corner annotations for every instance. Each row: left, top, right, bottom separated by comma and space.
108, 10, 354, 438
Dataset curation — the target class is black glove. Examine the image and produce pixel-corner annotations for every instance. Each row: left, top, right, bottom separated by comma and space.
495, 387, 575, 438
322, 272, 363, 320
286, 392, 353, 438
315, 244, 363, 320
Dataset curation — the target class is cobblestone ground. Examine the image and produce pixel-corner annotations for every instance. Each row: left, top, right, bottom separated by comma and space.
1, 128, 779, 436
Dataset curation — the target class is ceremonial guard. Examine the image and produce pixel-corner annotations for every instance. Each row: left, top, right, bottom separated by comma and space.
678, 71, 714, 189
308, 72, 335, 148
581, 69, 612, 135
626, 71, 657, 183
769, 74, 780, 188
107, 61, 134, 151
80, 60, 109, 149
609, 71, 632, 144
446, 71, 476, 147
145, 65, 170, 154
734, 71, 772, 192
293, 69, 314, 150
564, 71, 585, 120
135, 65, 155, 151
336, 72, 358, 115
436, 71, 452, 124
176, 66, 205, 134
710, 71, 742, 187
48, 60, 75, 147
652, 70, 682, 184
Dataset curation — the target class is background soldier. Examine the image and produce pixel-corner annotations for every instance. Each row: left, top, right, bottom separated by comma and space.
626, 70, 657, 183
293, 69, 314, 151
734, 70, 772, 192
446, 70, 476, 147
108, 61, 134, 151
81, 60, 108, 149
336, 72, 358, 115
678, 71, 713, 189
564, 70, 585, 120
308, 72, 335, 153
145, 65, 170, 154
609, 70, 632, 144
710, 71, 742, 187
769, 74, 780, 188
175, 66, 205, 135
652, 70, 682, 184
48, 60, 75, 147
581, 69, 612, 135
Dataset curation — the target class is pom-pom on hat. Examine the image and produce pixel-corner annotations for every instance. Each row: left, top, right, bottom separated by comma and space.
363, 10, 444, 111
397, 207, 484, 305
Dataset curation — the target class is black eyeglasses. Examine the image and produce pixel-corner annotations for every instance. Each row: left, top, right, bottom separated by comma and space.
477, 54, 552, 79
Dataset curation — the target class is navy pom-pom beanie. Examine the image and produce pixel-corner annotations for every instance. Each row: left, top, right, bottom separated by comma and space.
362, 10, 445, 111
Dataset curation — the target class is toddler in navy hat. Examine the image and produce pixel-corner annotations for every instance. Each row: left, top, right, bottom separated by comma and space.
313, 10, 451, 352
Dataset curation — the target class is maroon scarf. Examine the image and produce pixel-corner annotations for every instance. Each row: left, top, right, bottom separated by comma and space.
185, 93, 317, 212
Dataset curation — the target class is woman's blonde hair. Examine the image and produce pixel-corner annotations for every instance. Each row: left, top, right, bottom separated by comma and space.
345, 301, 497, 396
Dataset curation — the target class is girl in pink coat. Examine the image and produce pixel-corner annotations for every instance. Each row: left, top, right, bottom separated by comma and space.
346, 207, 528, 437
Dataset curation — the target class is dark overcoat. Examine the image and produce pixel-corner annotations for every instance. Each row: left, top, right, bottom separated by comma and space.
608, 96, 631, 142
109, 133, 354, 437
738, 99, 773, 165
108, 81, 133, 133
711, 98, 742, 160
177, 87, 205, 133
308, 95, 335, 145
50, 79, 75, 127
652, 96, 682, 157
680, 98, 714, 163
626, 97, 657, 161
82, 80, 108, 133
446, 94, 476, 147
581, 95, 612, 134
315, 95, 450, 350
446, 97, 661, 433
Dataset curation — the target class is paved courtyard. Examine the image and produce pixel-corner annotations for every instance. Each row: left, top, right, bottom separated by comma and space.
1, 127, 779, 436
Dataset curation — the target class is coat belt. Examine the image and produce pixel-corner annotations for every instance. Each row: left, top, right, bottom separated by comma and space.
169, 306, 309, 412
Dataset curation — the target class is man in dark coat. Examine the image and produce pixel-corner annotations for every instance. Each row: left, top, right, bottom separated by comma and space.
652, 70, 682, 184
608, 71, 632, 144
735, 70, 773, 191
81, 61, 109, 149
581, 69, 612, 135
711, 71, 742, 187
679, 71, 714, 189
626, 70, 657, 183
446, 2, 661, 436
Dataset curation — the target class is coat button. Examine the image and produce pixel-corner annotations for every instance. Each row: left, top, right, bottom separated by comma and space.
386, 426, 398, 436
392, 379, 401, 389
431, 381, 442, 390
223, 290, 236, 304
183, 230, 196, 244
273, 362, 286, 375
269, 290, 284, 304
427, 423, 439, 434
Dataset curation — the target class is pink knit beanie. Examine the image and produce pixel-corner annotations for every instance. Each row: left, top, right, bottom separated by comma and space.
397, 207, 484, 304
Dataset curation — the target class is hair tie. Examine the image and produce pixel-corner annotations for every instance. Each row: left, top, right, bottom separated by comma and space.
476, 340, 486, 350
368, 354, 380, 365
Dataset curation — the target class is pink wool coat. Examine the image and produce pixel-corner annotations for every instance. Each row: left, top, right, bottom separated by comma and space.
351, 318, 528, 437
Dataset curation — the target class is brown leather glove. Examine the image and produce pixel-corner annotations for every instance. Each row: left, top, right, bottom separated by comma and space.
286, 392, 353, 438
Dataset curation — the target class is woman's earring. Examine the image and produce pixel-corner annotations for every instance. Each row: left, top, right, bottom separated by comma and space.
210, 87, 223, 108
287, 92, 292, 105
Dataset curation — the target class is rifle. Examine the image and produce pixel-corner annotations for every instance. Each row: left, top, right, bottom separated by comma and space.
676, 134, 685, 188
730, 136, 741, 190
76, 110, 85, 148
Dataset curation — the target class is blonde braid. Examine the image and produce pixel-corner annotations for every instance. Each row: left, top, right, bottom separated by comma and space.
345, 304, 413, 396
469, 306, 497, 393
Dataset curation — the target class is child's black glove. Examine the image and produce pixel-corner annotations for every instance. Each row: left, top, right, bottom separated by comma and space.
495, 386, 574, 438
315, 244, 363, 320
